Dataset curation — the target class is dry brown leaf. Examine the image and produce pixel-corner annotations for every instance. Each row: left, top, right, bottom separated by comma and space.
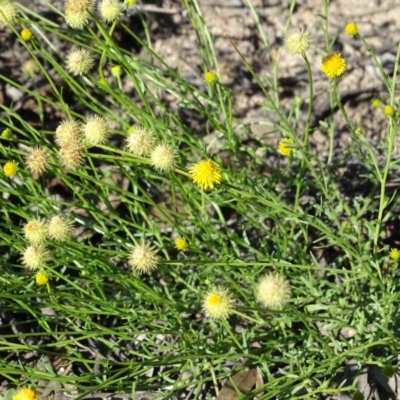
217, 368, 257, 400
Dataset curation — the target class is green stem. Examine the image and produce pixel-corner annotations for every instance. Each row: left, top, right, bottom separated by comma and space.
293, 54, 314, 213
373, 40, 400, 248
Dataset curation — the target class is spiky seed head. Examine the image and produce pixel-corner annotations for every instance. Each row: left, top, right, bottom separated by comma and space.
21, 245, 49, 270
55, 118, 83, 147
47, 215, 73, 241
22, 59, 38, 77
65, 0, 95, 29
59, 141, 85, 169
150, 143, 176, 172
66, 48, 94, 76
285, 29, 312, 55
35, 270, 49, 285
23, 218, 47, 244
25, 146, 50, 176
128, 242, 160, 274
126, 126, 156, 156
256, 273, 291, 309
0, 0, 19, 28
98, 0, 124, 23
83, 114, 110, 147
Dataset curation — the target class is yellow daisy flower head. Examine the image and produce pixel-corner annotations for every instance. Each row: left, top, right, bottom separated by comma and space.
345, 22, 358, 36
21, 27, 33, 41
321, 52, 346, 78
371, 98, 381, 108
256, 273, 291, 309
35, 270, 49, 285
204, 71, 217, 84
0, 0, 19, 28
384, 104, 395, 117
66, 48, 94, 76
150, 143, 176, 172
111, 65, 121, 76
202, 286, 233, 320
278, 138, 294, 156
128, 242, 160, 274
23, 218, 47, 245
285, 29, 312, 55
26, 146, 50, 177
174, 237, 187, 251
389, 248, 400, 260
189, 159, 222, 191
13, 387, 39, 400
3, 160, 18, 177
21, 244, 49, 270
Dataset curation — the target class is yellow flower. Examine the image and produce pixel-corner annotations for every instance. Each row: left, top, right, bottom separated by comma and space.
285, 29, 312, 55
204, 71, 217, 84
21, 27, 33, 41
175, 237, 187, 251
35, 270, 49, 285
13, 387, 39, 400
189, 159, 222, 190
111, 65, 121, 76
321, 53, 346, 78
128, 242, 160, 274
384, 105, 394, 117
3, 161, 18, 177
278, 138, 294, 156
203, 286, 233, 320
389, 248, 400, 260
371, 98, 380, 108
345, 22, 358, 36
256, 273, 291, 309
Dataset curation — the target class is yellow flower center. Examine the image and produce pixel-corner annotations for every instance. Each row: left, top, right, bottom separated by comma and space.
208, 293, 222, 306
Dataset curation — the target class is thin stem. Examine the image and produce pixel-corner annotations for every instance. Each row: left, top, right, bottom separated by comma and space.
293, 54, 314, 214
